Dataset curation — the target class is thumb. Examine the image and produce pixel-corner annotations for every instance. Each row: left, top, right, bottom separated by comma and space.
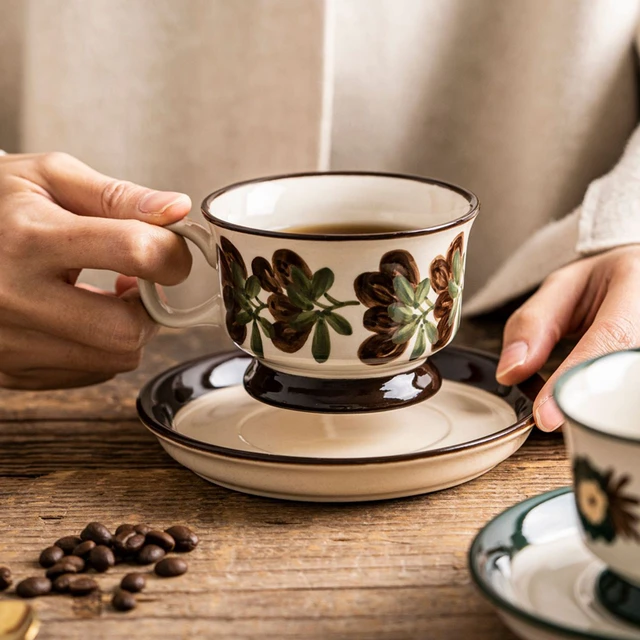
37, 151, 191, 224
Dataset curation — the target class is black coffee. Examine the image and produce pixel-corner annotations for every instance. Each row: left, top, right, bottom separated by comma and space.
285, 222, 413, 235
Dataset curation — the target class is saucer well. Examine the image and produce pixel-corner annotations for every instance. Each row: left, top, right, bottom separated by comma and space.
469, 488, 640, 640
137, 346, 542, 502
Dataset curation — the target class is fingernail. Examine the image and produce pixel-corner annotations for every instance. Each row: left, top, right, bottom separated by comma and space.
496, 341, 528, 381
535, 396, 564, 432
138, 191, 190, 214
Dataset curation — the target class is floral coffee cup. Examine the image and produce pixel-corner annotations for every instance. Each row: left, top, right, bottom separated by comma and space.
139, 172, 479, 412
555, 350, 640, 624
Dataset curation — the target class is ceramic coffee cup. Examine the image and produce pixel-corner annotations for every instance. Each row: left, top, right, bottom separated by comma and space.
139, 172, 478, 412
555, 349, 640, 624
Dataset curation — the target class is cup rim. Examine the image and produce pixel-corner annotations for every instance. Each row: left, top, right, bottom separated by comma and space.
555, 348, 640, 445
200, 171, 479, 241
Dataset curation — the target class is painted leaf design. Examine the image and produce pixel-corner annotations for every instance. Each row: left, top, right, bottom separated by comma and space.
325, 311, 352, 336
415, 278, 431, 305
233, 290, 253, 313
410, 325, 427, 360
236, 310, 252, 326
258, 316, 274, 338
250, 321, 264, 357
312, 318, 330, 363
231, 262, 246, 289
290, 310, 317, 330
311, 268, 335, 300
392, 319, 419, 345
244, 275, 261, 298
452, 249, 462, 284
393, 275, 415, 306
425, 321, 438, 344
388, 303, 415, 324
286, 285, 314, 311
291, 265, 312, 296
448, 280, 460, 298
448, 297, 459, 328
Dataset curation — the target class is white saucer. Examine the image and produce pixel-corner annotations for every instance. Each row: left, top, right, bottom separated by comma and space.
137, 347, 541, 502
469, 488, 640, 640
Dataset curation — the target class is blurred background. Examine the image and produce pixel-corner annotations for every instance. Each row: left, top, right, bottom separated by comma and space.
1, 0, 638, 309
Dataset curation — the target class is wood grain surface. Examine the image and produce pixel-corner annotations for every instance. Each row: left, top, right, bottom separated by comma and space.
0, 316, 574, 639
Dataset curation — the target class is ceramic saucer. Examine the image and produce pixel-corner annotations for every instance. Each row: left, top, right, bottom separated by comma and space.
137, 346, 542, 502
469, 488, 640, 640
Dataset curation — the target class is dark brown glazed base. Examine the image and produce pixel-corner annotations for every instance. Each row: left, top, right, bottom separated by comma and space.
597, 570, 640, 627
242, 359, 442, 414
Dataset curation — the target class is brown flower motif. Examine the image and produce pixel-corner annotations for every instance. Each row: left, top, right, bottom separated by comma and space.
429, 232, 464, 349
218, 236, 249, 343
355, 234, 466, 365
252, 252, 315, 353
217, 237, 358, 362
355, 250, 420, 365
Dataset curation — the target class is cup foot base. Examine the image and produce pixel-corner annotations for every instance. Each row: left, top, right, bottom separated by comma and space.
597, 569, 640, 627
243, 359, 442, 413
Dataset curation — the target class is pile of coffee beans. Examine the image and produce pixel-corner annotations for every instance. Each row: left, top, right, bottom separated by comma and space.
0, 522, 198, 612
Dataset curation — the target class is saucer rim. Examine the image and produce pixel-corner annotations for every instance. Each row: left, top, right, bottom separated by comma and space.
137, 346, 541, 466
468, 486, 630, 640
201, 171, 479, 242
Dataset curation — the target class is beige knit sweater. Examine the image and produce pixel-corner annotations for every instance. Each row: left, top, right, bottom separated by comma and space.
1, 0, 639, 314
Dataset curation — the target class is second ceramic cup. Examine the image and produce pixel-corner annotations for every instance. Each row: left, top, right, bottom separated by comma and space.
555, 349, 640, 624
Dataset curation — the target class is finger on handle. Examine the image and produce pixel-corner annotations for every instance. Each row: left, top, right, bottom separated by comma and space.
14, 282, 159, 354
36, 152, 191, 223
58, 217, 192, 286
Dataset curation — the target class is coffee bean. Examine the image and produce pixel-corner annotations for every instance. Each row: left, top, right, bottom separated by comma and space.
39, 546, 65, 568
136, 544, 165, 565
65, 556, 85, 572
113, 531, 146, 554
80, 522, 112, 546
0, 566, 12, 591
89, 545, 115, 573
112, 588, 136, 611
120, 573, 146, 593
16, 577, 51, 598
45, 559, 80, 580
146, 530, 175, 552
165, 526, 199, 552
53, 574, 73, 593
134, 523, 151, 536
54, 535, 82, 554
154, 557, 188, 578
72, 540, 96, 559
69, 577, 98, 596
115, 524, 136, 536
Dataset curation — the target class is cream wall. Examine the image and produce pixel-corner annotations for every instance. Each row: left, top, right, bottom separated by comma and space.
2, 0, 326, 300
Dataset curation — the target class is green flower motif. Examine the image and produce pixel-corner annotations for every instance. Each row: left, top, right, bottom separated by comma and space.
573, 456, 640, 543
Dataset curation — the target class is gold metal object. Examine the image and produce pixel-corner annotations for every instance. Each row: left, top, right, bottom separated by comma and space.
0, 602, 40, 640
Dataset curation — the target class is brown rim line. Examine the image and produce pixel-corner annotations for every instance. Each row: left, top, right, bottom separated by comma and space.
201, 171, 479, 242
136, 347, 540, 467
141, 416, 534, 467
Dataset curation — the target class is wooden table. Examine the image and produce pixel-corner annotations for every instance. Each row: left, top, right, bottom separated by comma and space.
0, 315, 573, 639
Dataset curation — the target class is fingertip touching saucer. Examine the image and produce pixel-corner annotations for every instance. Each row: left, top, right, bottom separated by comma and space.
137, 346, 542, 502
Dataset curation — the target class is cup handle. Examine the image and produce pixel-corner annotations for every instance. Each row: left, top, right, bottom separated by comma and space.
138, 219, 221, 328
